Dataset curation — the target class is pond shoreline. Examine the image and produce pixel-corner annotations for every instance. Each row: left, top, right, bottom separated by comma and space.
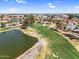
0, 27, 46, 59
16, 27, 46, 59
0, 28, 41, 59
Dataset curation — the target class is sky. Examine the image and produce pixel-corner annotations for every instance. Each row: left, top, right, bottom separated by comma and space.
0, 0, 79, 13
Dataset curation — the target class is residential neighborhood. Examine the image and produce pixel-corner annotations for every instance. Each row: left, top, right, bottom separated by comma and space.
0, 0, 79, 59
0, 13, 79, 59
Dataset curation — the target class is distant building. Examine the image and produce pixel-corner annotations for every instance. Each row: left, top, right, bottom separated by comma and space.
65, 21, 77, 31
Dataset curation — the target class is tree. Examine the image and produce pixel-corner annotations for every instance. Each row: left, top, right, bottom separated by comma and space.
21, 14, 36, 29
28, 14, 35, 24
47, 17, 52, 22
20, 18, 28, 29
56, 20, 61, 29
67, 14, 74, 19
0, 15, 4, 21
1, 23, 6, 28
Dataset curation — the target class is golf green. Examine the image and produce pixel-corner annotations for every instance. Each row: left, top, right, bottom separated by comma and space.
0, 29, 38, 59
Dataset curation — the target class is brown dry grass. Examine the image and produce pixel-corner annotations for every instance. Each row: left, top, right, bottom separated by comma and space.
21, 27, 48, 59
68, 39, 79, 52
35, 36, 48, 59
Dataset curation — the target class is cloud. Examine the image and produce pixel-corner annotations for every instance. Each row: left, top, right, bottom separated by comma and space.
48, 3, 56, 8
16, 0, 26, 4
74, 6, 79, 9
1, 8, 20, 13
8, 8, 19, 13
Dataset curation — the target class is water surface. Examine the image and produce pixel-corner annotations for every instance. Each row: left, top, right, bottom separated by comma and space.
0, 29, 38, 59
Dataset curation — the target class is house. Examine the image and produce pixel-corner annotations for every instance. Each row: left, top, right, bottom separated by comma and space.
65, 21, 77, 31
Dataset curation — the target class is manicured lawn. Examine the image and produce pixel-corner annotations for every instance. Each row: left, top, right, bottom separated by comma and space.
32, 23, 79, 59
0, 29, 38, 59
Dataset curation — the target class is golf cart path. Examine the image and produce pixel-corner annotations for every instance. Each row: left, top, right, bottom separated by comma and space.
16, 27, 46, 59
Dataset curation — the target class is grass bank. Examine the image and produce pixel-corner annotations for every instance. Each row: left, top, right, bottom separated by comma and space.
0, 28, 10, 31
32, 23, 79, 59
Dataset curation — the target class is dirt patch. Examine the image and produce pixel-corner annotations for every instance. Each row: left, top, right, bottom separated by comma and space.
36, 36, 48, 59
69, 39, 79, 52
19, 27, 48, 59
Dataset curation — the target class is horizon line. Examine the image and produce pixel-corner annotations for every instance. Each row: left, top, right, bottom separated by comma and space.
0, 13, 79, 14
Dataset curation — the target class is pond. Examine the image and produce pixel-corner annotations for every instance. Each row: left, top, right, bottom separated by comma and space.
0, 29, 38, 59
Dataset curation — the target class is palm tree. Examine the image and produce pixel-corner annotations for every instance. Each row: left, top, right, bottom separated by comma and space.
21, 14, 35, 29
28, 14, 35, 24
56, 20, 61, 29
20, 18, 28, 29
0, 15, 4, 21
0, 15, 6, 28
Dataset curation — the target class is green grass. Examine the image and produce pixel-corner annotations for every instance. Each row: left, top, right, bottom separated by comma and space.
32, 23, 79, 59
0, 29, 38, 59
0, 28, 9, 31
